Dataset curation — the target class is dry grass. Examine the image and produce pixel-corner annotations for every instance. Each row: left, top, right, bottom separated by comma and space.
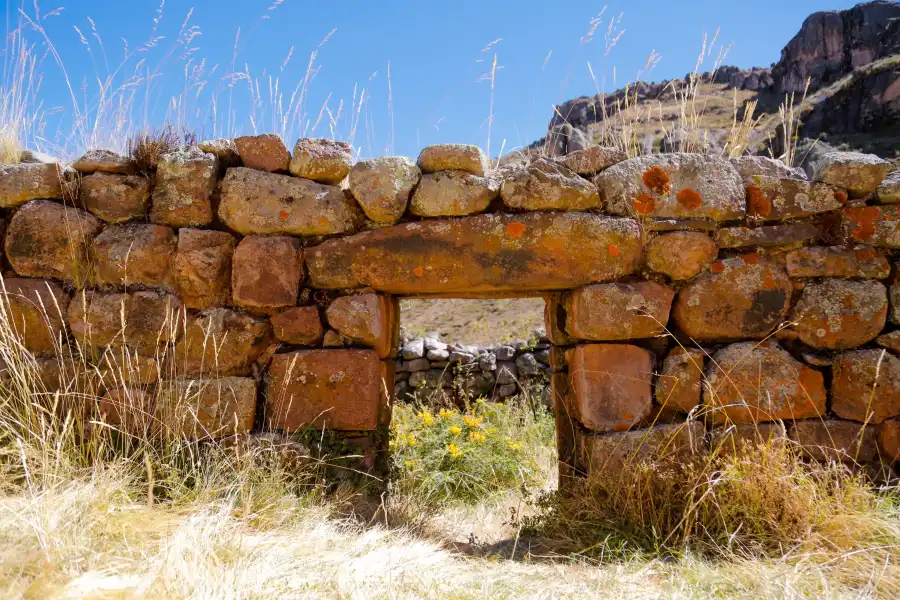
126, 125, 199, 174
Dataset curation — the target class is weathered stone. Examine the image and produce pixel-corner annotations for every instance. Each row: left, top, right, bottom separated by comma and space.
564, 282, 674, 340
325, 293, 397, 358
174, 308, 271, 376
715, 223, 818, 248
218, 167, 362, 236
156, 377, 256, 439
17, 150, 58, 164
596, 153, 744, 221
561, 146, 627, 175
427, 348, 449, 361
791, 419, 879, 464
97, 387, 154, 435
645, 232, 717, 280
417, 144, 489, 176
449, 351, 475, 364
150, 146, 218, 227
401, 338, 425, 360
71, 149, 136, 174
410, 170, 500, 216
785, 246, 889, 279
878, 419, 900, 463
459, 372, 495, 399
270, 306, 323, 345
232, 236, 303, 314
92, 223, 176, 288
172, 229, 236, 309
96, 351, 159, 385
704, 342, 826, 423
655, 347, 704, 415
877, 330, 900, 354
876, 170, 900, 203
515, 352, 540, 377
493, 345, 516, 361
673, 255, 792, 342
811, 151, 889, 197
348, 157, 420, 224
5, 200, 102, 283
322, 330, 347, 348
265, 350, 391, 431
580, 422, 705, 474
67, 290, 182, 354
744, 177, 844, 221
497, 383, 517, 397
710, 422, 788, 458
234, 134, 290, 172
832, 350, 900, 424
840, 206, 900, 247
0, 162, 62, 208
496, 361, 518, 385
289, 138, 352, 183
478, 352, 497, 372
892, 284, 900, 325
2, 278, 70, 354
198, 138, 241, 167
566, 344, 652, 433
81, 173, 151, 223
501, 158, 600, 211
646, 219, 718, 232
790, 279, 887, 350
730, 155, 806, 182
306, 212, 642, 294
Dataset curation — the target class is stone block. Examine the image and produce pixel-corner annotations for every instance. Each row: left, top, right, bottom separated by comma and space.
150, 146, 218, 226
673, 255, 791, 342
785, 246, 889, 279
744, 177, 844, 221
501, 158, 600, 211
709, 422, 788, 458
2, 278, 70, 354
348, 157, 420, 224
234, 134, 290, 172
417, 144, 489, 176
811, 151, 889, 197
645, 231, 717, 280
265, 349, 391, 431
172, 229, 236, 309
715, 223, 818, 248
306, 212, 642, 294
71, 149, 136, 174
97, 387, 154, 436
832, 350, 900, 424
704, 342, 826, 423
730, 155, 806, 181
791, 419, 879, 464
232, 235, 303, 314
596, 153, 744, 221
270, 306, 324, 345
174, 308, 272, 376
790, 279, 887, 349
579, 422, 705, 475
81, 173, 150, 222
0, 162, 62, 208
410, 171, 500, 216
156, 377, 257, 439
878, 419, 900, 463
401, 338, 425, 360
564, 281, 674, 340
5, 200, 102, 283
561, 146, 627, 175
218, 167, 363, 235
566, 344, 653, 433
67, 290, 182, 354
96, 351, 159, 385
198, 139, 240, 167
289, 138, 352, 183
325, 293, 397, 358
877, 170, 900, 203
840, 206, 900, 247
91, 223, 176, 288
655, 347, 704, 415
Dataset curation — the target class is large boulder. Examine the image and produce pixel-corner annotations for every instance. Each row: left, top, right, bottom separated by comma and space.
673, 255, 792, 341
67, 290, 182, 354
172, 229, 236, 309
5, 200, 102, 283
832, 350, 900, 424
2, 278, 70, 354
234, 134, 290, 172
265, 349, 391, 431
0, 162, 62, 208
91, 223, 176, 288
500, 158, 600, 211
231, 235, 303, 314
409, 170, 499, 216
704, 342, 826, 423
348, 157, 421, 224
306, 212, 642, 294
174, 308, 271, 377
564, 282, 674, 340
218, 167, 363, 235
150, 146, 218, 226
790, 279, 887, 349
289, 138, 352, 183
81, 173, 151, 223
417, 144, 489, 176
596, 153, 744, 221
325, 293, 397, 358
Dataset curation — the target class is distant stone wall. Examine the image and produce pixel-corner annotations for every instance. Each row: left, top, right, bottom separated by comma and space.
1, 137, 899, 484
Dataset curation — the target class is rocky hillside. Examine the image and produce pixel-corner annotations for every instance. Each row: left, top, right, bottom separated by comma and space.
528, 0, 900, 159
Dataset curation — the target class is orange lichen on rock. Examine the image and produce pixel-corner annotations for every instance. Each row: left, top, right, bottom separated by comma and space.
642, 166, 671, 195
675, 188, 702, 210
632, 193, 656, 215
844, 206, 880, 242
745, 184, 772, 217
506, 221, 527, 238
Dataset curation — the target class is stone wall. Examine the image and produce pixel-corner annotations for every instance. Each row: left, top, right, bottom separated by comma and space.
1, 138, 899, 484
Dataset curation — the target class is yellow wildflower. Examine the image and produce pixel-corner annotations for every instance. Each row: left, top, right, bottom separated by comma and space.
475, 397, 486, 404
439, 408, 454, 419
419, 411, 434, 426
506, 439, 523, 451
469, 431, 485, 443
448, 443, 462, 457
406, 433, 417, 446
485, 427, 497, 435
464, 415, 483, 428
448, 425, 462, 436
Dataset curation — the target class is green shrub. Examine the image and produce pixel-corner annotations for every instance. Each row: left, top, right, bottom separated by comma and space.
391, 397, 555, 505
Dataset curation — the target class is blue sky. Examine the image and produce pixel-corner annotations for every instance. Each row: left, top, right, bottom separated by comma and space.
8, 0, 861, 158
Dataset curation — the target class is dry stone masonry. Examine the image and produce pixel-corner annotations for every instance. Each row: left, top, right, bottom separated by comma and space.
1, 139, 899, 483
